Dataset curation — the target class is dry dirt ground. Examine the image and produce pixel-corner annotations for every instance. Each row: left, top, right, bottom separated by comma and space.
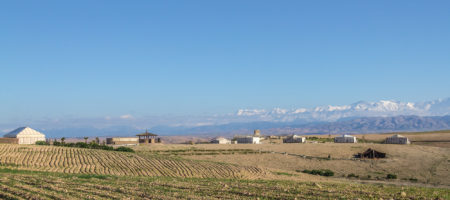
135, 142, 450, 187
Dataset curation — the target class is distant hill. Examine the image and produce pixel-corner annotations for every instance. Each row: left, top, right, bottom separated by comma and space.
25, 115, 450, 138
152, 115, 450, 136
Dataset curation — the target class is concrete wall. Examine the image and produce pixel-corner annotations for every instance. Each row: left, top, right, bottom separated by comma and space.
106, 137, 139, 145
0, 138, 18, 144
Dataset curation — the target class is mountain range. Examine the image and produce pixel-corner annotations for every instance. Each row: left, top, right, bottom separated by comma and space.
1, 98, 450, 138
232, 98, 450, 122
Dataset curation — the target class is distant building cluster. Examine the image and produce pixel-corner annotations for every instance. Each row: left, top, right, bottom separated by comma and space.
209, 130, 412, 146
0, 126, 412, 147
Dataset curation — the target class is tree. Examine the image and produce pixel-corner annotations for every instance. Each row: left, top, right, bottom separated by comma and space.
61, 137, 66, 144
84, 137, 89, 144
95, 137, 100, 144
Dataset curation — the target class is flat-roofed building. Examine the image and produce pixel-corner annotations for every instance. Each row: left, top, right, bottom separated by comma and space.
283, 135, 306, 143
385, 134, 410, 144
235, 136, 260, 144
334, 134, 357, 143
211, 137, 231, 144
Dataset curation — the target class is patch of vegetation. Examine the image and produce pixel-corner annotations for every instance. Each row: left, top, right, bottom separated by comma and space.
299, 169, 334, 177
386, 174, 397, 179
347, 173, 359, 178
305, 136, 334, 143
35, 141, 49, 145
273, 171, 297, 176
49, 141, 135, 152
76, 174, 109, 180
409, 178, 418, 182
114, 146, 135, 152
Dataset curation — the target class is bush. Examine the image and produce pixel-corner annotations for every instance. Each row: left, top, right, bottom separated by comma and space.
35, 141, 48, 145
409, 178, 418, 182
50, 140, 127, 152
347, 173, 359, 178
114, 146, 135, 152
321, 169, 334, 177
386, 174, 397, 179
75, 142, 89, 148
301, 169, 334, 177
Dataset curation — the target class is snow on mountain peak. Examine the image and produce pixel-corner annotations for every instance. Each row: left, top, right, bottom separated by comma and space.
234, 98, 450, 122
236, 109, 266, 116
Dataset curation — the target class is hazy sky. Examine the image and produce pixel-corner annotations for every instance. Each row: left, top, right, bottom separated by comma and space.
1, 1, 449, 122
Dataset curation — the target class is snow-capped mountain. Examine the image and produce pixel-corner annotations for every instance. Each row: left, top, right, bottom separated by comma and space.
235, 98, 450, 122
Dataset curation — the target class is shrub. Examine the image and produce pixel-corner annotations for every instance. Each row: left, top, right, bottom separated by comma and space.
300, 169, 334, 177
114, 146, 135, 152
409, 178, 418, 182
35, 141, 48, 145
386, 174, 397, 179
347, 173, 359, 178
53, 141, 62, 146
321, 169, 334, 177
100, 145, 114, 151
75, 142, 89, 148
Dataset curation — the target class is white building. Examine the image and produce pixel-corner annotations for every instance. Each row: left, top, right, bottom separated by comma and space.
235, 136, 260, 144
4, 127, 46, 145
283, 135, 306, 143
334, 134, 357, 143
385, 134, 410, 144
211, 137, 231, 144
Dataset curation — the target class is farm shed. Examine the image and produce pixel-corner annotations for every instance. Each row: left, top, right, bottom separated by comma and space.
106, 137, 139, 145
283, 135, 306, 143
334, 134, 357, 143
356, 148, 386, 159
211, 137, 231, 144
3, 127, 45, 144
385, 134, 410, 144
234, 136, 260, 144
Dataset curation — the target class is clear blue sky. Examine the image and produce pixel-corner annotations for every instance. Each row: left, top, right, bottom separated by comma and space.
1, 1, 449, 121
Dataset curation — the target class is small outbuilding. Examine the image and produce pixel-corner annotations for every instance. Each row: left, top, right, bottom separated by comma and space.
234, 136, 261, 144
334, 134, 357, 143
385, 134, 410, 144
211, 137, 231, 144
356, 148, 386, 159
283, 135, 306, 143
3, 127, 46, 145
136, 130, 161, 144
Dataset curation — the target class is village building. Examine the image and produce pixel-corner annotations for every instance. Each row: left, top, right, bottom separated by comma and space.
334, 134, 357, 143
3, 127, 46, 144
283, 135, 306, 143
106, 137, 139, 145
385, 134, 410, 144
211, 137, 231, 144
234, 136, 260, 144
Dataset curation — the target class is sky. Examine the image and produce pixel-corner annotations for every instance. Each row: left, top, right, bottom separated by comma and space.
1, 1, 450, 124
